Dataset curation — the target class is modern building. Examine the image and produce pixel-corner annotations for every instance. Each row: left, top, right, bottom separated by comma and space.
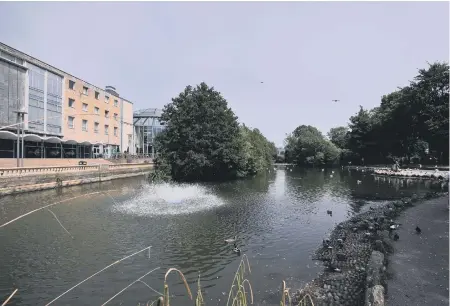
0, 42, 134, 159
133, 108, 165, 158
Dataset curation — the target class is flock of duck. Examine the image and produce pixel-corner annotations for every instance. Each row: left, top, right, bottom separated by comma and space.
373, 168, 449, 180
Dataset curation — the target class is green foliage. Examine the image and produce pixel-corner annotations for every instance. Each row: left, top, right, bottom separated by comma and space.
344, 61, 449, 165
327, 126, 349, 149
155, 83, 274, 181
239, 125, 276, 174
149, 156, 172, 183
284, 125, 341, 167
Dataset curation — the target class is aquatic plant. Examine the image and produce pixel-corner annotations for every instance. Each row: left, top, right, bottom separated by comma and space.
144, 254, 314, 306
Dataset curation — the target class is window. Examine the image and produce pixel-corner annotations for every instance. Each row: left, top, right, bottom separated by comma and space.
113, 113, 118, 121
105, 96, 109, 103
82, 103, 88, 112
114, 99, 118, 107
83, 86, 89, 95
82, 119, 88, 132
114, 127, 118, 136
105, 125, 109, 135
68, 116, 75, 129
94, 107, 99, 114
105, 110, 109, 118
69, 80, 75, 90
95, 91, 100, 99
94, 122, 99, 133
68, 98, 75, 108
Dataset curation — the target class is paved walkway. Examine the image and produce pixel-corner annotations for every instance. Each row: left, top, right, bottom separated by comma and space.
386, 196, 449, 306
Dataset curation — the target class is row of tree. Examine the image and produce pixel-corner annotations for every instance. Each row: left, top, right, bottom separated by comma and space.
153, 61, 448, 181
285, 61, 449, 167
154, 83, 277, 182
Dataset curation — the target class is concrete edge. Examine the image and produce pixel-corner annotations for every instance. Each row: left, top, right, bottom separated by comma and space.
0, 171, 149, 196
365, 250, 386, 306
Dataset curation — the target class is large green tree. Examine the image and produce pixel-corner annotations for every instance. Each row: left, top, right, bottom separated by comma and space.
155, 82, 275, 181
239, 125, 276, 174
327, 126, 349, 149
155, 83, 245, 181
345, 61, 449, 165
284, 125, 341, 167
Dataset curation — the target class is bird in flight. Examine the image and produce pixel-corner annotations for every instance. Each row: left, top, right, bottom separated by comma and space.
260, 81, 264, 84
332, 99, 340, 103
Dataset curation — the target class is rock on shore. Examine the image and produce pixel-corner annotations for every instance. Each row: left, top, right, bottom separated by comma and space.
292, 191, 445, 306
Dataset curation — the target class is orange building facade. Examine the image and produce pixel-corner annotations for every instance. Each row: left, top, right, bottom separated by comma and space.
0, 42, 135, 159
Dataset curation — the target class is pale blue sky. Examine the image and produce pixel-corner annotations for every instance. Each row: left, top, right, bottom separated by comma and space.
0, 2, 448, 146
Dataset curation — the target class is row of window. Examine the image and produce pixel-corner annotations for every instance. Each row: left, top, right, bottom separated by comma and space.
68, 80, 119, 106
68, 98, 119, 120
67, 116, 118, 136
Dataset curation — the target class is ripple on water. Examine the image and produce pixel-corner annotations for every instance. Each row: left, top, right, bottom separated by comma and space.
112, 182, 226, 216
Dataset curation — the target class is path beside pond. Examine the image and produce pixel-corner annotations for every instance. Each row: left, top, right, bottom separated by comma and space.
386, 195, 449, 306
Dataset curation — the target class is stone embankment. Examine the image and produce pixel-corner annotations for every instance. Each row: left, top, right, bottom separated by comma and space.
0, 163, 154, 196
292, 192, 446, 306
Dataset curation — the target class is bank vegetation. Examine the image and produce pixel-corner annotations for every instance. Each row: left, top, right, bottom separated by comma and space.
284, 62, 449, 167
154, 82, 276, 182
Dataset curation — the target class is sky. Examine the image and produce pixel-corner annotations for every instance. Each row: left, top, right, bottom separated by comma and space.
0, 2, 448, 147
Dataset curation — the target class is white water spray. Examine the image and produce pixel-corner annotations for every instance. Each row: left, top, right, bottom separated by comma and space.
113, 182, 225, 216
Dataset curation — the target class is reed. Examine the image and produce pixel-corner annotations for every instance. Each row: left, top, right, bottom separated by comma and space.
149, 255, 315, 306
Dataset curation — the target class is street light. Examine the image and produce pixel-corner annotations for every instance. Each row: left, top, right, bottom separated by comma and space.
13, 109, 27, 168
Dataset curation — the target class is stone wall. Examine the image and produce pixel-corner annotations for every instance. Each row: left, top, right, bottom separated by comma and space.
365, 251, 386, 306
0, 163, 153, 196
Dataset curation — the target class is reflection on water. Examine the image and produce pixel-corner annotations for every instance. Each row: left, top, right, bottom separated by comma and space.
0, 169, 437, 305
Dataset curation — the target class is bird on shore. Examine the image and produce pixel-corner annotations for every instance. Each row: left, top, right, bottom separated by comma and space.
389, 224, 400, 231
357, 180, 362, 184
323, 239, 333, 249
330, 174, 333, 178
324, 260, 341, 272
415, 226, 422, 234
233, 243, 241, 255
393, 233, 399, 241
322, 169, 325, 172
225, 236, 237, 243
326, 210, 333, 216
331, 170, 335, 174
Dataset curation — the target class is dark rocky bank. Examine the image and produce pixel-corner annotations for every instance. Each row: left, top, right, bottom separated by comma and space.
292, 191, 448, 306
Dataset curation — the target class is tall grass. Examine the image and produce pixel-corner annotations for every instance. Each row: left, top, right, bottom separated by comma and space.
145, 254, 314, 306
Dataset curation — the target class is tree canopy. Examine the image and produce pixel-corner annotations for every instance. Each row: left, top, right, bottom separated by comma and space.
284, 125, 341, 167
284, 61, 448, 166
155, 82, 275, 181
340, 61, 449, 165
327, 126, 349, 149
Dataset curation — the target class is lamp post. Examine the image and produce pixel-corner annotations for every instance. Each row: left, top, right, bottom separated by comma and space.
13, 109, 27, 168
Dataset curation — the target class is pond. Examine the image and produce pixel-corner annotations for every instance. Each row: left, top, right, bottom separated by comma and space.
0, 168, 435, 305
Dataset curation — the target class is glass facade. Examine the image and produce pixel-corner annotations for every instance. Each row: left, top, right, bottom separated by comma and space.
133, 108, 165, 157
27, 63, 62, 135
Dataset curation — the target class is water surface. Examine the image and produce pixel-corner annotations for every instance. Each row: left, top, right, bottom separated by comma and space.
0, 168, 434, 305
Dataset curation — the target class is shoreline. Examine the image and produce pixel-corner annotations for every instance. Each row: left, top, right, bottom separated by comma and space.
0, 163, 153, 196
292, 191, 447, 306
345, 165, 449, 181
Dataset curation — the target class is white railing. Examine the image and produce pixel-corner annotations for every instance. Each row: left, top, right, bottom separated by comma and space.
0, 163, 154, 177
108, 163, 153, 170
0, 165, 99, 177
